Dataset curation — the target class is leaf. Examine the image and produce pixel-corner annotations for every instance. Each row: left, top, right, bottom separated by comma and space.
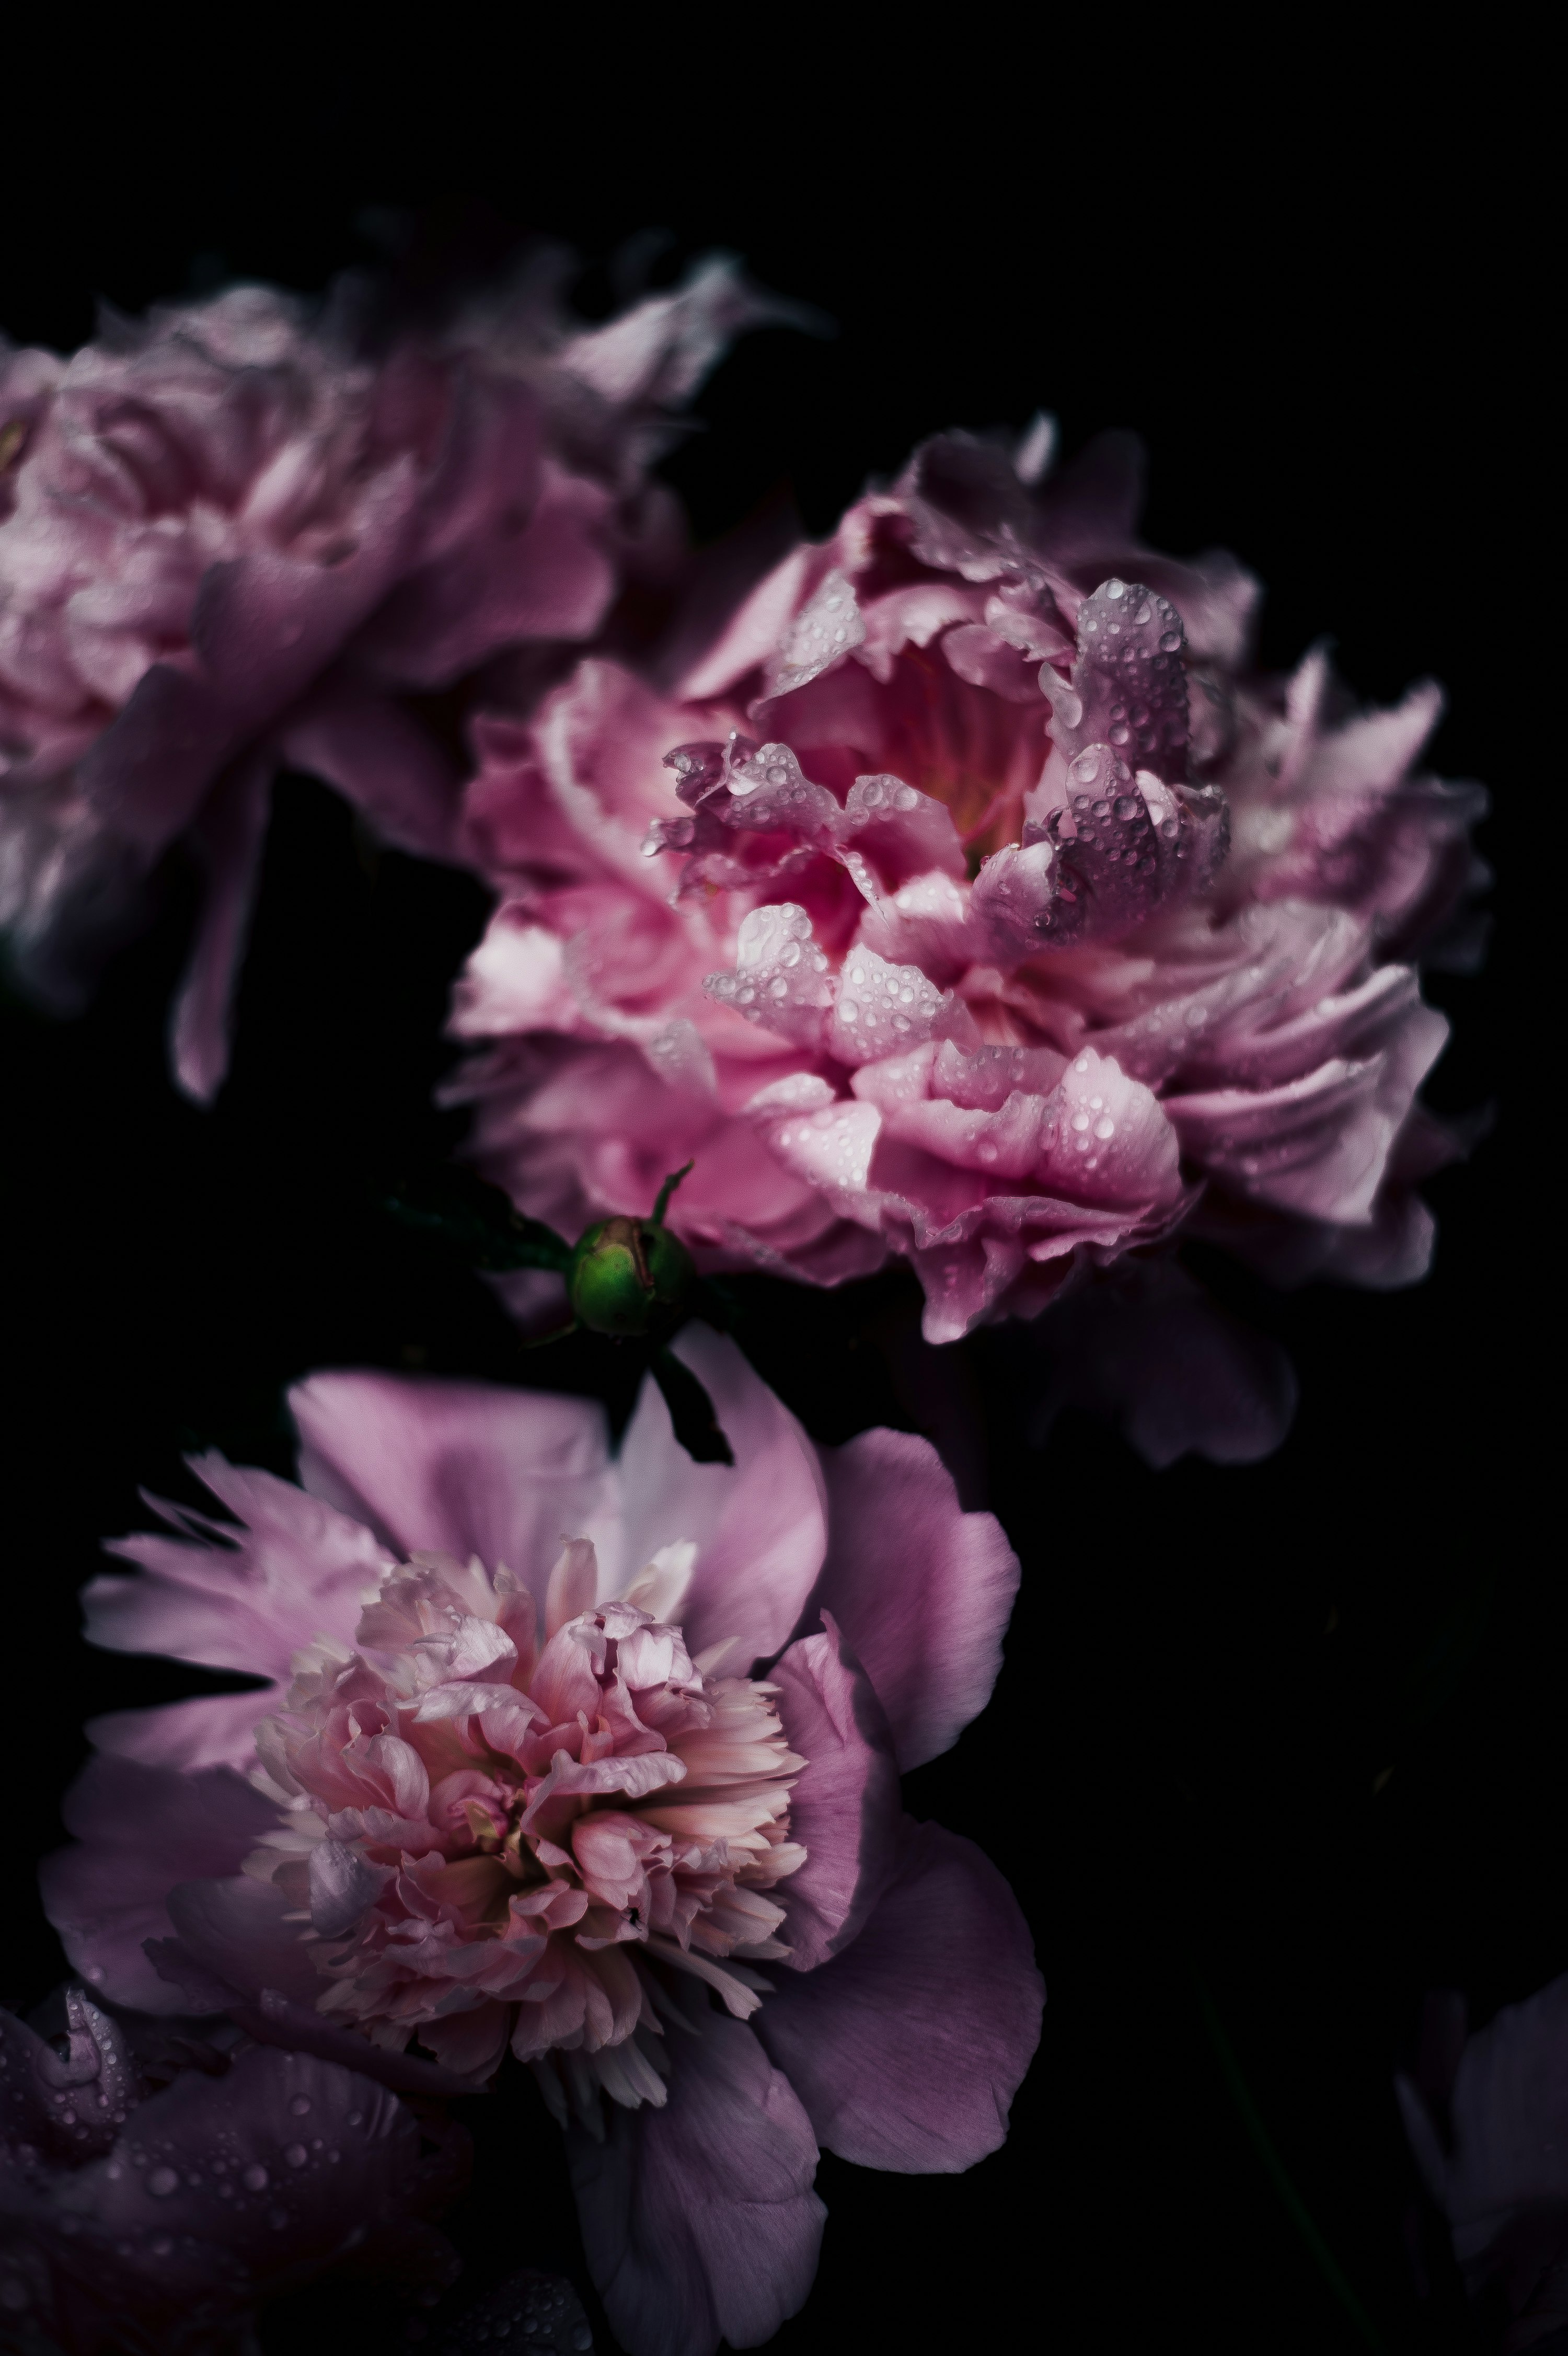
382, 1166, 570, 1272
651, 1348, 735, 1466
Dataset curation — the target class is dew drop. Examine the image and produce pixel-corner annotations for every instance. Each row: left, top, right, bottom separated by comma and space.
242, 2164, 269, 2192
147, 2166, 179, 2197
283, 2144, 308, 2169
289, 2096, 311, 2118
1094, 1118, 1116, 1140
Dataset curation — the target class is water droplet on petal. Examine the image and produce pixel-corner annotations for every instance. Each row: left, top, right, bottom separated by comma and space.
147, 2166, 179, 2197
242, 2164, 269, 2192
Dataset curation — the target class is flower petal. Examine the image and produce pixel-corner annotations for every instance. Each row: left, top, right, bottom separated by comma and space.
86, 1458, 391, 1700
39, 1757, 279, 2013
165, 1875, 323, 2006
754, 1820, 1042, 2171
607, 1328, 827, 1672
290, 1372, 611, 1607
568, 2010, 824, 2356
813, 1429, 1018, 1769
768, 1617, 901, 1971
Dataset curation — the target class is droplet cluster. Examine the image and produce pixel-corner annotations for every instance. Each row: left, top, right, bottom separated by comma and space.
827, 947, 952, 1065
431, 2268, 594, 2353
768, 567, 864, 694
1062, 578, 1190, 777
723, 739, 839, 834
704, 901, 833, 1043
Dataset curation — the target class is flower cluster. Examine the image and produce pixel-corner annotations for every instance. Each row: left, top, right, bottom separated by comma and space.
0, 256, 785, 1097
44, 1330, 1041, 2355
448, 424, 1481, 1353
6, 227, 1491, 2356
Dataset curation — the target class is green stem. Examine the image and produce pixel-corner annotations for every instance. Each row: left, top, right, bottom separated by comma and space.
1190, 1969, 1387, 2353
651, 1159, 695, 1227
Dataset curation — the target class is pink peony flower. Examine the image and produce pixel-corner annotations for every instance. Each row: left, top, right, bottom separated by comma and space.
447, 423, 1482, 1378
0, 1981, 465, 2352
0, 256, 786, 1099
43, 1328, 1040, 2356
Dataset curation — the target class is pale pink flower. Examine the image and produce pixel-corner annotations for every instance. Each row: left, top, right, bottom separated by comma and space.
43, 1329, 1040, 2356
0, 257, 784, 1099
447, 424, 1481, 1422
0, 1982, 464, 2352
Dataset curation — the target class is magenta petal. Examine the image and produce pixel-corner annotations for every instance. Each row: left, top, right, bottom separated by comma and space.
813, 1428, 1019, 1769
39, 1758, 278, 2012
86, 1690, 282, 1774
754, 1819, 1043, 2173
613, 1327, 828, 1671
165, 1876, 324, 2007
569, 2012, 824, 2356
769, 1616, 901, 1970
86, 1455, 393, 1698
289, 1371, 610, 1595
169, 750, 273, 1105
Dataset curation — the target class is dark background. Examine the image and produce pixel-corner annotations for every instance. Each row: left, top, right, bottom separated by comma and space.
0, 29, 1548, 2355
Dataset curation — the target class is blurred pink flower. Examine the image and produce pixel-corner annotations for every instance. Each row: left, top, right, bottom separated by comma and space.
1400, 1977, 1568, 2350
43, 1329, 1040, 2356
447, 424, 1482, 1387
0, 257, 785, 1098
0, 1983, 464, 2353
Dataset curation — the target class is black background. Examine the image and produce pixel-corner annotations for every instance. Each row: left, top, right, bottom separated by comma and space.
0, 27, 1549, 2355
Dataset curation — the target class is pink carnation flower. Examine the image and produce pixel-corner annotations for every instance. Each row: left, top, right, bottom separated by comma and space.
43, 1329, 1040, 2356
0, 1983, 464, 2351
448, 424, 1482, 1376
0, 257, 783, 1098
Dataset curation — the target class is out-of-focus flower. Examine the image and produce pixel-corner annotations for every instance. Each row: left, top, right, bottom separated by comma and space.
432, 2268, 594, 2354
0, 256, 788, 1099
1400, 1978, 1568, 2351
447, 424, 1483, 1447
43, 1329, 1040, 2356
0, 1982, 464, 2353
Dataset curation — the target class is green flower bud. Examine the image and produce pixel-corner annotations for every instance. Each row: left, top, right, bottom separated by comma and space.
568, 1213, 696, 1339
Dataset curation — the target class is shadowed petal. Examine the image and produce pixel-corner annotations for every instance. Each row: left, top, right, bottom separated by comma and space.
755, 1820, 1042, 2172
39, 1758, 279, 2013
568, 2010, 824, 2356
769, 1617, 901, 1970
